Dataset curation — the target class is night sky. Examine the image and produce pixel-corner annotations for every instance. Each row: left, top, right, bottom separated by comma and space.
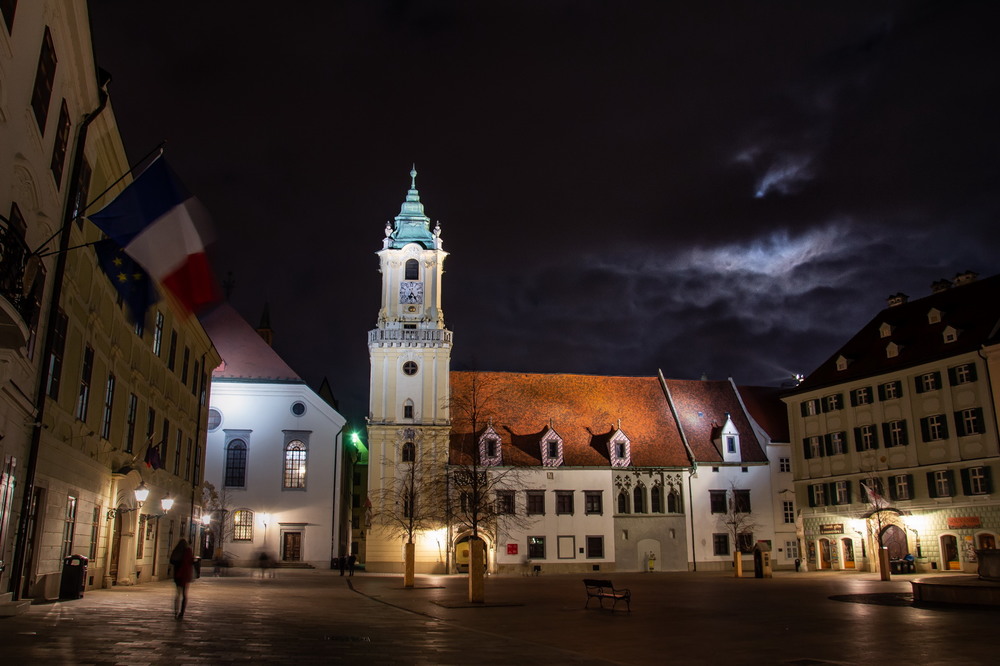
87, 1, 1000, 421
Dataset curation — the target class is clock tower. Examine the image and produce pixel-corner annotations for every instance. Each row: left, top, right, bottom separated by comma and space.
365, 168, 452, 573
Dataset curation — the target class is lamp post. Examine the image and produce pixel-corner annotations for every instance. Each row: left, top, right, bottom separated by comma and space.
260, 513, 271, 553
107, 482, 150, 519
149, 494, 174, 579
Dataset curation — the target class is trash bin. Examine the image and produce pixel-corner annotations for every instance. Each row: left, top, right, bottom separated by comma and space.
60, 554, 88, 600
193, 556, 201, 579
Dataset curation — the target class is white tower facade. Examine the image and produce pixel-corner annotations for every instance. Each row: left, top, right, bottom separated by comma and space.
366, 169, 452, 572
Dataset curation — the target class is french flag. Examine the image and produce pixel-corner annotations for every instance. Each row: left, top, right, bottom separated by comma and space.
89, 158, 219, 315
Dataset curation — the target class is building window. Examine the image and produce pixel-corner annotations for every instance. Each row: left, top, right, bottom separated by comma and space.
804, 436, 823, 459
485, 438, 498, 457
786, 540, 800, 560
283, 440, 307, 489
617, 490, 629, 514
181, 347, 190, 384
555, 491, 574, 515
402, 361, 418, 376
861, 478, 884, 504
528, 536, 545, 559
50, 100, 71, 187
779, 457, 791, 473
921, 414, 949, 442
733, 489, 751, 513
851, 387, 873, 406
173, 430, 182, 475
827, 431, 846, 455
403, 400, 414, 419
89, 506, 100, 560
62, 495, 77, 558
586, 536, 604, 559
650, 486, 662, 513
632, 486, 646, 513
167, 330, 177, 370
233, 509, 254, 541
401, 441, 415, 462
136, 515, 146, 558
890, 474, 912, 501
855, 425, 878, 451
153, 312, 164, 355
878, 380, 902, 401
823, 394, 843, 412
916, 371, 941, 393
956, 408, 984, 437
124, 393, 138, 453
31, 26, 57, 133
885, 420, 908, 447
76, 345, 94, 421
809, 483, 827, 507
184, 437, 192, 481
726, 436, 737, 453
100, 373, 115, 439
713, 533, 730, 556
782, 500, 795, 524
526, 491, 545, 515
667, 489, 681, 513
547, 440, 559, 459
584, 491, 603, 515
949, 363, 977, 386
496, 491, 515, 515
710, 490, 727, 514
962, 466, 992, 496
833, 481, 851, 505
800, 400, 818, 417
404, 259, 419, 280
224, 440, 247, 487
928, 470, 954, 498
737, 532, 754, 554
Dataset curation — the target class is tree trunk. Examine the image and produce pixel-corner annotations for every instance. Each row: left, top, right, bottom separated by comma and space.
878, 546, 891, 581
468, 539, 485, 603
404, 542, 415, 588
733, 550, 743, 578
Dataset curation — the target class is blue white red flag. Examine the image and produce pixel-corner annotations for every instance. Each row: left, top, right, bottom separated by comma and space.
89, 158, 219, 315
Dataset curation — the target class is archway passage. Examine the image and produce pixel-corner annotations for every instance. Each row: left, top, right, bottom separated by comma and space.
818, 538, 832, 569
941, 535, 961, 570
841, 538, 856, 569
880, 524, 908, 560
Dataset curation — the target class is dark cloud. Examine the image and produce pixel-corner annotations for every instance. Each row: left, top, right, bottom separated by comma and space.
87, 1, 1000, 418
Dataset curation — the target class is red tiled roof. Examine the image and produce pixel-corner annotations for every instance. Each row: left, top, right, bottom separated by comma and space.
664, 379, 768, 463
738, 385, 790, 443
796, 273, 1000, 392
449, 372, 689, 468
199, 304, 303, 383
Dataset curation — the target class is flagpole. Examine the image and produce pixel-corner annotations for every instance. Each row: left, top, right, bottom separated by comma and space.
29, 141, 166, 257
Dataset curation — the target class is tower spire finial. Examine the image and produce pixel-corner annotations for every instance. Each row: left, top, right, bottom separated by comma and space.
410, 164, 417, 189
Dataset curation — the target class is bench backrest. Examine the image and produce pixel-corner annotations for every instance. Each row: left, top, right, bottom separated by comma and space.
583, 579, 614, 587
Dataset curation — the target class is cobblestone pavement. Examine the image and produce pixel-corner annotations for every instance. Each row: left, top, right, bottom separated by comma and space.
1, 568, 998, 664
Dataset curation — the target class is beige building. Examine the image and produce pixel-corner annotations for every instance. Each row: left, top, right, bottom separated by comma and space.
1, 1, 219, 608
784, 272, 1000, 575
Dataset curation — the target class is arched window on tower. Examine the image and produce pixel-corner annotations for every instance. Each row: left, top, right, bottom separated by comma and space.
405, 259, 419, 280
633, 485, 646, 513
225, 439, 247, 488
402, 441, 415, 462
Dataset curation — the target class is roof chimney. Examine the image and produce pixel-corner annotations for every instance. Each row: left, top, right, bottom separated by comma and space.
930, 279, 952, 294
952, 270, 978, 286
886, 292, 908, 308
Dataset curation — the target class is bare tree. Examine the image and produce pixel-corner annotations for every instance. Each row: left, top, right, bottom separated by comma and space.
719, 479, 760, 577
371, 434, 447, 587
858, 462, 894, 580
200, 481, 235, 560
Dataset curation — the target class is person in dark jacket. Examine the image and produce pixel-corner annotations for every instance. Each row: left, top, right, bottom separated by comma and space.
170, 539, 195, 619
348, 554, 357, 576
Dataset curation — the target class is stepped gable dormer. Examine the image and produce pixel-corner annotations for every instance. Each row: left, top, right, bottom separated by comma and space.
478, 420, 503, 466
383, 166, 441, 251
539, 423, 564, 467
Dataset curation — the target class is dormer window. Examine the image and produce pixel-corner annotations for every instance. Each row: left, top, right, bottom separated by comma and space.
886, 342, 901, 358
879, 322, 894, 338
927, 308, 942, 324
942, 325, 959, 343
835, 355, 850, 371
478, 425, 503, 466
721, 413, 740, 462
540, 428, 564, 467
608, 430, 631, 467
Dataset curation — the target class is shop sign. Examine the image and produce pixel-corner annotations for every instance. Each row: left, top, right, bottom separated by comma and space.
819, 523, 844, 535
947, 516, 981, 529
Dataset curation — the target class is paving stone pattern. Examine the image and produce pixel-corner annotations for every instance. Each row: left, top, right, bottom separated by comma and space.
1, 569, 997, 664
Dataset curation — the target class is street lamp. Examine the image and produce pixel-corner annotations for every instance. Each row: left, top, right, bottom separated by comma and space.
107, 482, 150, 519
260, 513, 271, 551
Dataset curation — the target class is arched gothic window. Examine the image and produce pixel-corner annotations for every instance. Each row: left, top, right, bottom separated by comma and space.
667, 489, 681, 513
617, 491, 630, 514
405, 259, 419, 280
224, 439, 247, 487
650, 486, 662, 513
633, 485, 646, 513
283, 440, 307, 489
402, 441, 415, 462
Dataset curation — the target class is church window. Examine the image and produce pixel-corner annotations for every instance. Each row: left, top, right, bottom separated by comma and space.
632, 486, 646, 513
233, 509, 254, 541
402, 361, 418, 376
403, 399, 414, 419
225, 440, 247, 487
283, 440, 307, 489
404, 259, 419, 280
650, 486, 662, 513
401, 441, 415, 462
617, 490, 629, 514
667, 489, 681, 513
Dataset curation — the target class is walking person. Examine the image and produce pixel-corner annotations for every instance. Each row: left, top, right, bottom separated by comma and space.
170, 539, 195, 620
348, 554, 357, 576
338, 554, 346, 576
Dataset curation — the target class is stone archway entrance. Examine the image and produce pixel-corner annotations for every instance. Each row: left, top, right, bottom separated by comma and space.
840, 538, 856, 569
941, 534, 961, 570
817, 538, 832, 569
880, 524, 907, 560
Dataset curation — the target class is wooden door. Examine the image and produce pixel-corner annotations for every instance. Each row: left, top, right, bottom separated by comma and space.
282, 532, 301, 561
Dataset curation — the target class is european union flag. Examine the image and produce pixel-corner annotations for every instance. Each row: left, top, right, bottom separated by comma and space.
94, 239, 159, 325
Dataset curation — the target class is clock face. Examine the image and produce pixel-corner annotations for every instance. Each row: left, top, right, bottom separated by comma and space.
399, 281, 423, 304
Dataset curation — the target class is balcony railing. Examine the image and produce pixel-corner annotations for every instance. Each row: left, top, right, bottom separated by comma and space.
0, 225, 41, 347
368, 328, 453, 345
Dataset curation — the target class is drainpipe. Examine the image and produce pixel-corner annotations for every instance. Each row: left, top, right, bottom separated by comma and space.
9, 71, 112, 600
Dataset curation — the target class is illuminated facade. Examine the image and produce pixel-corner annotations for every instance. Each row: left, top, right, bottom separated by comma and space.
785, 273, 1000, 574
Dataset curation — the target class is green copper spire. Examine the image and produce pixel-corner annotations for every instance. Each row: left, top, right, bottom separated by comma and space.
387, 165, 436, 249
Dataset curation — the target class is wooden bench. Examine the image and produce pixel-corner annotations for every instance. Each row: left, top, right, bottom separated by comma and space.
583, 578, 631, 613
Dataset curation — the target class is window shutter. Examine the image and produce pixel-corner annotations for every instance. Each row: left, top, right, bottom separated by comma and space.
800, 401, 809, 417
877, 384, 886, 401
870, 427, 878, 448
850, 391, 858, 407
807, 485, 816, 507
899, 420, 908, 446
854, 427, 863, 452
948, 366, 958, 385
960, 467, 972, 495
803, 438, 813, 460
975, 407, 984, 434
954, 411, 965, 437
844, 480, 851, 504
887, 478, 898, 502
984, 467, 994, 494
920, 417, 931, 442
940, 416, 950, 440
945, 470, 955, 496
968, 365, 978, 382
881, 422, 891, 446
824, 434, 833, 457
926, 472, 937, 498
827, 482, 836, 505
915, 377, 925, 394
